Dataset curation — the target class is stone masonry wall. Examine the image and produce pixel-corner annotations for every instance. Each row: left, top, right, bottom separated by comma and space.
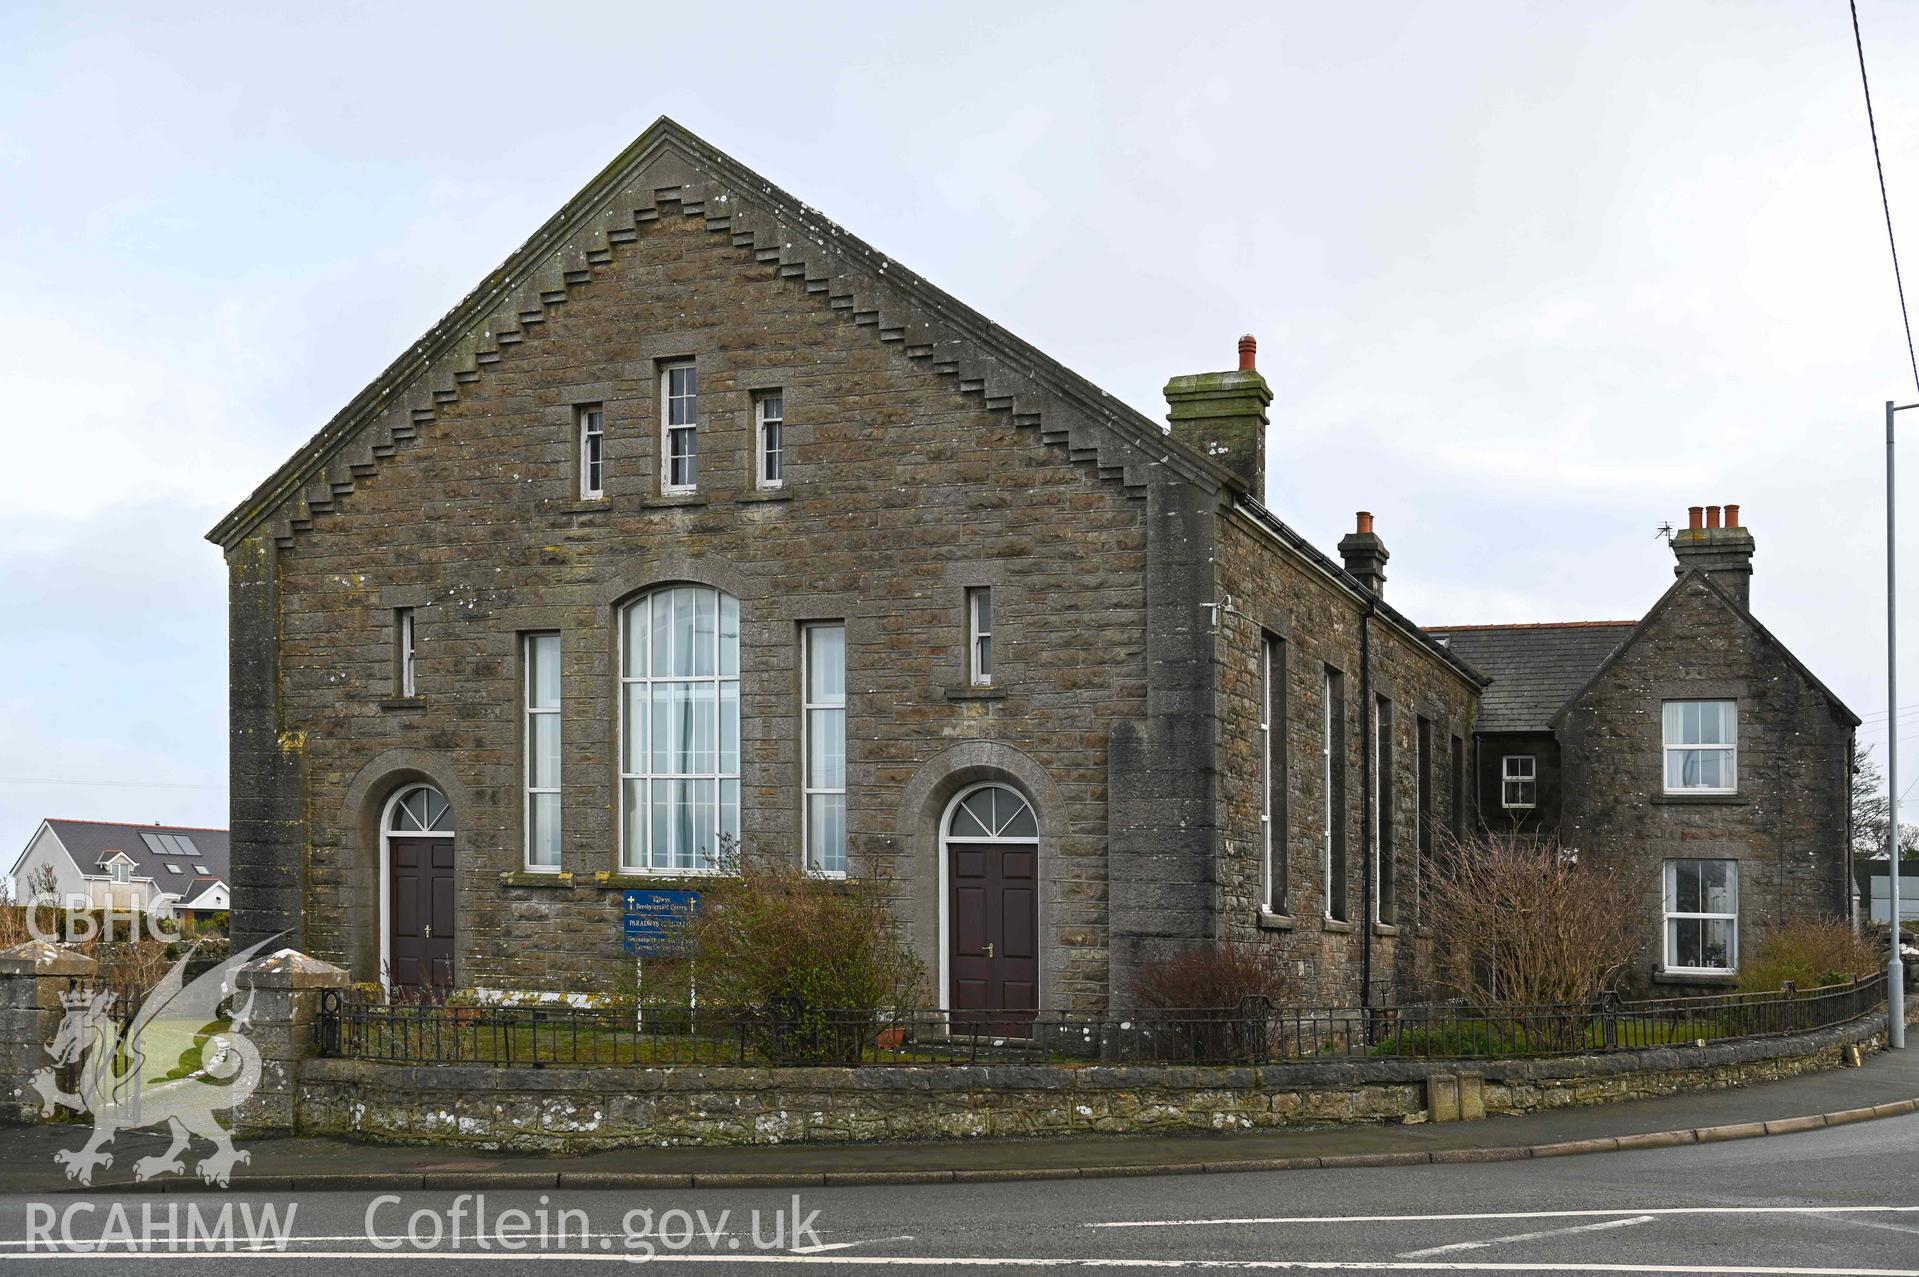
1559, 574, 1855, 990
293, 1011, 1887, 1152
1213, 511, 1480, 1005
264, 211, 1162, 1008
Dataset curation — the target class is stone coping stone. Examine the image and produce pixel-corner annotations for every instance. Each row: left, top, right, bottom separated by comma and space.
302, 1011, 1885, 1093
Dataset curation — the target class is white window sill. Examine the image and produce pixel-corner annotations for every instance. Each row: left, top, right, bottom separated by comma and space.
1652, 967, 1738, 986
1653, 792, 1746, 806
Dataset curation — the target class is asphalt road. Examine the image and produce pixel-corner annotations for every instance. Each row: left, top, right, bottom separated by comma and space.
0, 1113, 1915, 1274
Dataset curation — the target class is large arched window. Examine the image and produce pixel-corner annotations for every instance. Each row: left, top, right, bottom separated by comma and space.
620, 585, 740, 872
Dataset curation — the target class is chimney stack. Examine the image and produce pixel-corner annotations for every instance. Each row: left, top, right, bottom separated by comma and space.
1339, 511, 1390, 596
1165, 335, 1274, 494
1671, 501, 1755, 610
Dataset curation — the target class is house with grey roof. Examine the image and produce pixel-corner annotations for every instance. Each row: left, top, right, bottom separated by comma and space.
8, 819, 231, 921
1429, 506, 1859, 991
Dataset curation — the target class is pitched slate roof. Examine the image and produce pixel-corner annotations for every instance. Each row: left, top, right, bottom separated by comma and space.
1424, 622, 1637, 733
41, 819, 230, 889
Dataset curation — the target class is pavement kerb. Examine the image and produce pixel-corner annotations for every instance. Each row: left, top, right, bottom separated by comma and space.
29, 1092, 1919, 1195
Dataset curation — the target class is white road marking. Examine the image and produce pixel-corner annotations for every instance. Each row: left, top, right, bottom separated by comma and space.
1398, 1215, 1657, 1258
1, 1253, 1918, 1272
1088, 1206, 1919, 1229
790, 1234, 916, 1253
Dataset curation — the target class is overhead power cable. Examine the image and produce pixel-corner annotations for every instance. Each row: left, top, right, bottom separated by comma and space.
1852, 0, 1919, 399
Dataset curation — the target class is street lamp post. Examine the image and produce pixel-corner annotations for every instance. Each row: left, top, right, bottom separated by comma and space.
1887, 400, 1914, 1049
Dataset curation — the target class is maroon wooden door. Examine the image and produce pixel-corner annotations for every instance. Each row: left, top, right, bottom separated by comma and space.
949, 841, 1038, 1034
389, 837, 455, 988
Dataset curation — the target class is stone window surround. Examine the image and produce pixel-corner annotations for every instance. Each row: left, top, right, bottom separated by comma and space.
377, 586, 440, 708
591, 551, 866, 881
1642, 672, 1750, 802
1658, 853, 1743, 980
941, 562, 1017, 700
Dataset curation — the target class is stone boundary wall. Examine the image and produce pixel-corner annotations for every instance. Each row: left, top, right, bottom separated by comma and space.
296, 1013, 1892, 1152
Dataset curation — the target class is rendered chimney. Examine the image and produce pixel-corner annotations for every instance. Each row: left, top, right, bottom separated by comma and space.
1164, 335, 1274, 493
1671, 501, 1756, 610
1339, 511, 1390, 596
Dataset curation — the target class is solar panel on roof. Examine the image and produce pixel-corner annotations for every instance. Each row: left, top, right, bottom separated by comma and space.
140, 832, 167, 856
174, 835, 200, 856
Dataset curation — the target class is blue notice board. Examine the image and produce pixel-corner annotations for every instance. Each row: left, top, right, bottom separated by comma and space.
623, 889, 700, 956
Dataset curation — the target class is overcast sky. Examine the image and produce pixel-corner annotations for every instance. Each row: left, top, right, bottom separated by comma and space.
7, 1, 1919, 854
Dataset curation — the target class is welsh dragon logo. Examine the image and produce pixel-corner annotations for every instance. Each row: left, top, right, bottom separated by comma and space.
32, 936, 280, 1186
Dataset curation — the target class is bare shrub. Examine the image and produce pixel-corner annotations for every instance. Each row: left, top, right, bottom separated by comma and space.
1737, 916, 1880, 993
1427, 831, 1636, 1011
1129, 941, 1293, 1010
676, 846, 926, 1061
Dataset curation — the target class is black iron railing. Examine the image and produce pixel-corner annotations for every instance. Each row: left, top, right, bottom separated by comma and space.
315, 972, 1887, 1069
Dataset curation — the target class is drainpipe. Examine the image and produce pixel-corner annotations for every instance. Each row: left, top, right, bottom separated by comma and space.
1359, 598, 1377, 1014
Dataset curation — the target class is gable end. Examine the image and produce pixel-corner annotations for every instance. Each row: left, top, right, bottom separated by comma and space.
207, 118, 1241, 553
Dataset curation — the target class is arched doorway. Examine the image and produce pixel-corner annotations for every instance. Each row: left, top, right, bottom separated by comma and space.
941, 783, 1039, 1031
382, 784, 454, 990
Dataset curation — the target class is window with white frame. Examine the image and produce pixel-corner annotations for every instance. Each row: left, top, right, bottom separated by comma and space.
756, 392, 784, 488
109, 859, 130, 885
620, 586, 740, 872
396, 607, 417, 698
661, 362, 699, 492
967, 587, 993, 685
578, 405, 605, 499
1664, 858, 1738, 972
1663, 700, 1737, 793
1501, 754, 1536, 809
803, 622, 847, 875
1261, 635, 1287, 914
1323, 666, 1347, 922
524, 632, 562, 871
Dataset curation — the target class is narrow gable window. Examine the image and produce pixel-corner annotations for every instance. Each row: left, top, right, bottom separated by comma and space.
803, 622, 848, 875
1664, 858, 1738, 972
1261, 635, 1287, 915
395, 608, 417, 698
1323, 666, 1347, 922
524, 633, 562, 871
756, 391, 784, 488
578, 405, 605, 499
1501, 754, 1536, 809
1664, 700, 1737, 793
661, 362, 699, 492
968, 587, 993, 686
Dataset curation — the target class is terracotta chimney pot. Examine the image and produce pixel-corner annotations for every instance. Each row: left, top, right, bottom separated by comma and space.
1237, 334, 1257, 372
1688, 506, 1704, 531
1706, 505, 1722, 530
1725, 503, 1741, 529
1355, 511, 1374, 534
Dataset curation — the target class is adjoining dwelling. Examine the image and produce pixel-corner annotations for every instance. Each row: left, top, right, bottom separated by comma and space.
1429, 506, 1859, 992
7, 819, 232, 922
206, 118, 1486, 1010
